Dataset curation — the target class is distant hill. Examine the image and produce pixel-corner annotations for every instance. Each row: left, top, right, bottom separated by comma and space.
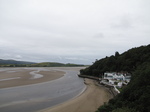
0, 59, 84, 67
80, 44, 150, 112
0, 59, 36, 65
30, 62, 84, 67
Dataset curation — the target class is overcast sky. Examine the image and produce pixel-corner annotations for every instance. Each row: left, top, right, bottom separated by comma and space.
0, 0, 150, 64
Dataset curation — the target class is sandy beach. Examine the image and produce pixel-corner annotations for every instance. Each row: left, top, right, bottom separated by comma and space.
0, 68, 65, 88
40, 78, 113, 112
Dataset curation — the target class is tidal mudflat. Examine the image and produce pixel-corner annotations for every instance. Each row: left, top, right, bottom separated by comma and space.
0, 67, 65, 88
0, 67, 86, 112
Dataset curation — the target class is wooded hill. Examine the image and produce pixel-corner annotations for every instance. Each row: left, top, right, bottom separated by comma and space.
80, 44, 150, 112
80, 44, 150, 77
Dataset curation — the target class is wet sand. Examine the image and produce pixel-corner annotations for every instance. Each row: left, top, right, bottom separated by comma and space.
0, 68, 65, 88
40, 78, 113, 112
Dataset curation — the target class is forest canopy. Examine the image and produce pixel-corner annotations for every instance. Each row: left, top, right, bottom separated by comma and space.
80, 44, 150, 77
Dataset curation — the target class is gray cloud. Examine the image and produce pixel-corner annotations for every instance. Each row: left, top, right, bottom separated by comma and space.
0, 0, 150, 64
93, 33, 104, 39
111, 15, 133, 29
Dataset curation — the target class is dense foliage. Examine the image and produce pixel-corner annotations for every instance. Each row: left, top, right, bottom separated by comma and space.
80, 44, 150, 112
80, 44, 150, 77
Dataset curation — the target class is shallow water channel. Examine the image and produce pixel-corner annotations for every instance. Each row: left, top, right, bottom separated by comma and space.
0, 67, 86, 112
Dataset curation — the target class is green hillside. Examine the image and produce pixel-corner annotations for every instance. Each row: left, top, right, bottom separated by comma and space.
80, 44, 150, 112
80, 44, 150, 77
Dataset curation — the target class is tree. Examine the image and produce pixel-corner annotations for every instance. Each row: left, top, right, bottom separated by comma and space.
115, 51, 120, 57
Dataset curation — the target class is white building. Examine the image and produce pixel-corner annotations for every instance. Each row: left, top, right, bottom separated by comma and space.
104, 72, 125, 81
101, 72, 131, 88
